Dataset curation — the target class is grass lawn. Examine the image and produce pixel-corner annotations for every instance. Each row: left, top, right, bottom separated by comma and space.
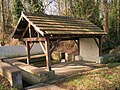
59, 63, 120, 90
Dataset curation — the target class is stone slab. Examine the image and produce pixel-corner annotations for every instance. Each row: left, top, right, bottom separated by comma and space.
5, 60, 55, 84
0, 62, 23, 89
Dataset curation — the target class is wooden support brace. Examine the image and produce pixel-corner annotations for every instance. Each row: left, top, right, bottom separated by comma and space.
39, 42, 46, 54
74, 40, 78, 45
25, 41, 31, 64
94, 37, 102, 56
73, 39, 80, 55
29, 42, 35, 51
21, 37, 46, 42
93, 38, 100, 48
50, 38, 61, 53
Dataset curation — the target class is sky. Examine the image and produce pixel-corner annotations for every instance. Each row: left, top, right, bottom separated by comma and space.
43, 0, 58, 15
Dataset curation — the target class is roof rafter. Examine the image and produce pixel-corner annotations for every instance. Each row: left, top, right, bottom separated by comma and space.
21, 13, 45, 36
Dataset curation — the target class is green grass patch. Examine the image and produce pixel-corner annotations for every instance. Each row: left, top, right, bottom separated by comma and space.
107, 63, 120, 68
62, 65, 120, 90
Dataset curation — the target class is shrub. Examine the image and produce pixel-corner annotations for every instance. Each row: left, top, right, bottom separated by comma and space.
100, 54, 120, 64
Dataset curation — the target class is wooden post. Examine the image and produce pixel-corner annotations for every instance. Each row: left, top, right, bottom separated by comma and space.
25, 41, 31, 64
78, 39, 80, 55
99, 37, 102, 56
45, 37, 51, 71
29, 24, 32, 39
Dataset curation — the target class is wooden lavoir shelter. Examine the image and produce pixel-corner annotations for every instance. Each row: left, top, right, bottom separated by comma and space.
12, 12, 106, 71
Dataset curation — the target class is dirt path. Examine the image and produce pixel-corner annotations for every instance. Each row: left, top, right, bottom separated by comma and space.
50, 61, 104, 79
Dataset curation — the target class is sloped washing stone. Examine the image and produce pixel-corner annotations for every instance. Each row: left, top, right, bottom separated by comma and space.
0, 61, 23, 89
5, 60, 55, 84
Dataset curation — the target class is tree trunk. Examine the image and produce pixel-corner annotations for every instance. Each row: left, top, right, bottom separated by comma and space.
65, 0, 67, 16
103, 0, 108, 33
118, 1, 120, 37
69, 0, 74, 16
1, 0, 6, 46
57, 0, 61, 15
117, 0, 120, 38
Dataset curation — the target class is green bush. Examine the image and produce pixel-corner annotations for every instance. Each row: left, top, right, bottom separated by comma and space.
107, 63, 120, 68
100, 54, 120, 64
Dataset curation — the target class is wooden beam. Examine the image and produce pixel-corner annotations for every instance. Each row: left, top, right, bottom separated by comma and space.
21, 37, 46, 42
78, 39, 80, 55
50, 37, 82, 41
99, 37, 102, 56
45, 37, 51, 71
29, 24, 32, 39
25, 41, 31, 64
37, 32, 40, 38
21, 24, 29, 38
45, 34, 104, 38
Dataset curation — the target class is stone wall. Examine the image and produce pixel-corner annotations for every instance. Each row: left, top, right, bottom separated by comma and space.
0, 44, 43, 58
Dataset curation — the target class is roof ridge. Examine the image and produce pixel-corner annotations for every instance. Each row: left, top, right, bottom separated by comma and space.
22, 11, 86, 20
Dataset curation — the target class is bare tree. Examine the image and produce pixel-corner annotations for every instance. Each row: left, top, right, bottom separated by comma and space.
103, 0, 108, 33
57, 0, 61, 15
0, 0, 6, 46
117, 0, 120, 38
